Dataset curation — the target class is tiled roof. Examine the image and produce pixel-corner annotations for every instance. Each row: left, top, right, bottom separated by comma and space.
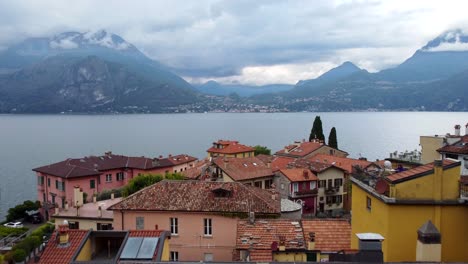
213, 157, 274, 181
109, 181, 281, 214
279, 168, 318, 182
437, 135, 468, 154
181, 159, 209, 179
301, 219, 351, 252
166, 154, 197, 166
32, 153, 189, 178
461, 175, 468, 185
207, 140, 254, 154
275, 141, 324, 157
54, 198, 122, 220
309, 154, 372, 173
386, 159, 459, 183
286, 158, 342, 173
128, 230, 166, 237
39, 229, 89, 264
237, 219, 305, 260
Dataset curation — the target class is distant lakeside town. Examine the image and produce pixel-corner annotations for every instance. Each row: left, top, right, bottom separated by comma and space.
1, 121, 467, 263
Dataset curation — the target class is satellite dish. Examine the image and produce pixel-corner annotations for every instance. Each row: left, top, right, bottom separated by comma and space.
384, 160, 392, 169
63, 219, 69, 225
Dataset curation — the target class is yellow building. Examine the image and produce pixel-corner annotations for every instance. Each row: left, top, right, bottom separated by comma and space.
351, 159, 468, 262
207, 140, 255, 158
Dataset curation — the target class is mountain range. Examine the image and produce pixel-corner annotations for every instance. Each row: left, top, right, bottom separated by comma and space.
0, 29, 467, 112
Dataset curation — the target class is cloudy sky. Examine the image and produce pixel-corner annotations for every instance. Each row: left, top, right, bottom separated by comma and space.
1, 0, 468, 85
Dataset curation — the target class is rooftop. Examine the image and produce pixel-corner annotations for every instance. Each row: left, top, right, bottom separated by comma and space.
275, 141, 324, 157
213, 156, 274, 181
53, 197, 122, 220
437, 135, 468, 154
385, 159, 459, 184
207, 140, 254, 154
279, 168, 318, 182
39, 229, 89, 264
302, 219, 351, 252
309, 154, 373, 173
109, 180, 281, 215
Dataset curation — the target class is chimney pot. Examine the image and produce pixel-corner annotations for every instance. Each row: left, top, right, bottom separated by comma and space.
111, 193, 115, 200
455, 124, 461, 136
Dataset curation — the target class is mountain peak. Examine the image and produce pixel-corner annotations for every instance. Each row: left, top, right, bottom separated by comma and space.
421, 29, 468, 52
317, 61, 361, 81
48, 30, 134, 51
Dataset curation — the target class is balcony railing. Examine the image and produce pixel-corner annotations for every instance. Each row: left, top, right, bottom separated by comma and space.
291, 188, 318, 198
325, 186, 340, 195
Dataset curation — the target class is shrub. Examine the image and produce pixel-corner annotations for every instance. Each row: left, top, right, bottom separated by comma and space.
0, 226, 28, 238
121, 173, 185, 197
96, 188, 123, 201
12, 249, 27, 262
6, 200, 41, 222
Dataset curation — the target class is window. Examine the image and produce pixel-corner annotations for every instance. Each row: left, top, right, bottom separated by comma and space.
328, 179, 333, 188
302, 182, 307, 189
170, 251, 179, 261
136, 216, 144, 230
319, 180, 326, 188
90, 179, 95, 189
56, 181, 65, 191
61, 197, 65, 208
334, 178, 343, 187
105, 174, 112, 182
310, 181, 316, 189
55, 180, 58, 189
326, 196, 332, 204
47, 178, 51, 187
116, 172, 124, 181
170, 217, 178, 235
336, 195, 342, 204
366, 196, 372, 211
264, 179, 273, 189
254, 181, 262, 188
204, 253, 213, 262
68, 221, 79, 229
292, 183, 298, 193
38, 176, 44, 185
280, 183, 284, 190
204, 218, 212, 236
97, 223, 113, 230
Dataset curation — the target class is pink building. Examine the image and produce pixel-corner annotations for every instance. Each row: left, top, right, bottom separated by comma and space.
33, 152, 196, 219
108, 180, 281, 262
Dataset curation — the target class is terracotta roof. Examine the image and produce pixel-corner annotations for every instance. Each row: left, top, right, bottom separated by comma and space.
166, 154, 197, 166
309, 154, 372, 173
301, 219, 351, 252
128, 230, 167, 237
207, 140, 254, 154
386, 159, 460, 183
461, 175, 468, 185
213, 157, 274, 181
237, 219, 305, 260
181, 159, 209, 179
109, 181, 281, 215
437, 135, 468, 154
286, 158, 343, 173
279, 168, 318, 182
275, 141, 324, 157
39, 229, 89, 264
32, 153, 189, 178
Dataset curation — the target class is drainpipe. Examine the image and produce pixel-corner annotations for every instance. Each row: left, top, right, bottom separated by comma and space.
121, 211, 124, 230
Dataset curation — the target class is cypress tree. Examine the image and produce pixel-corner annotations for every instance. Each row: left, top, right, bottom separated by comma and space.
309, 116, 325, 143
328, 127, 338, 149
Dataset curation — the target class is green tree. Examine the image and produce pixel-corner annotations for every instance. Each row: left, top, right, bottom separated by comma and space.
12, 249, 26, 263
6, 200, 41, 222
309, 116, 325, 143
253, 145, 271, 156
121, 173, 184, 197
328, 127, 338, 149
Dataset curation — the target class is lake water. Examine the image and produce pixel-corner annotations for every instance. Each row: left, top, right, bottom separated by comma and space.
0, 112, 466, 220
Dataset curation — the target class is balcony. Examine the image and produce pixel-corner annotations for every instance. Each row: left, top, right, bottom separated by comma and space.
325, 186, 340, 195
291, 188, 318, 198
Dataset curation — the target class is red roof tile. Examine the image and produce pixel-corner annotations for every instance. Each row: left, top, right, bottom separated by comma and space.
109, 181, 281, 215
309, 154, 373, 173
213, 157, 274, 181
166, 154, 197, 166
237, 219, 305, 259
279, 168, 318, 182
460, 175, 468, 185
33, 153, 193, 178
437, 135, 468, 154
275, 142, 324, 157
301, 219, 351, 252
181, 159, 209, 179
286, 158, 343, 173
207, 140, 254, 155
128, 230, 166, 237
386, 159, 459, 183
39, 229, 89, 264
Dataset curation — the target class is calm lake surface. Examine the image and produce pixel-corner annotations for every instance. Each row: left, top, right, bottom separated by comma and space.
0, 112, 466, 220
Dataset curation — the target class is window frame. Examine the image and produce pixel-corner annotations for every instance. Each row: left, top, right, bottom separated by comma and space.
170, 217, 178, 235
136, 216, 144, 230
204, 218, 212, 236
105, 174, 112, 182
170, 251, 179, 261
90, 179, 95, 189
366, 196, 372, 211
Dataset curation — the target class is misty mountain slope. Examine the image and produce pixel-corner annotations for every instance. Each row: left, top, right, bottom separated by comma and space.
194, 80, 294, 96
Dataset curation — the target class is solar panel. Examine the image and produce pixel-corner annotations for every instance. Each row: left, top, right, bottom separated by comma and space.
120, 237, 143, 259
136, 237, 159, 259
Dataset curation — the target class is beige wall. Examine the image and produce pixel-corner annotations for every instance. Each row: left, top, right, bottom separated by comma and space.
113, 211, 238, 261
317, 167, 345, 211
420, 136, 443, 164
54, 218, 113, 230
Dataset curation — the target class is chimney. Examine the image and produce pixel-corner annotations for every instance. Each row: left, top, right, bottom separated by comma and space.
111, 192, 115, 200
98, 206, 102, 218
93, 195, 97, 204
303, 169, 309, 179
278, 235, 286, 251
73, 186, 83, 207
433, 160, 443, 205
465, 123, 468, 136
168, 154, 172, 158
155, 224, 159, 230
58, 224, 70, 245
416, 220, 441, 262
249, 212, 255, 224
65, 201, 69, 211
159, 155, 163, 159
267, 161, 271, 168
54, 206, 59, 215
308, 232, 316, 250
105, 151, 112, 156
455, 124, 461, 136
223, 158, 229, 168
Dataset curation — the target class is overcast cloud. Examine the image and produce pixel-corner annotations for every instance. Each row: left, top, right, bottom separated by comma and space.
1, 0, 468, 85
